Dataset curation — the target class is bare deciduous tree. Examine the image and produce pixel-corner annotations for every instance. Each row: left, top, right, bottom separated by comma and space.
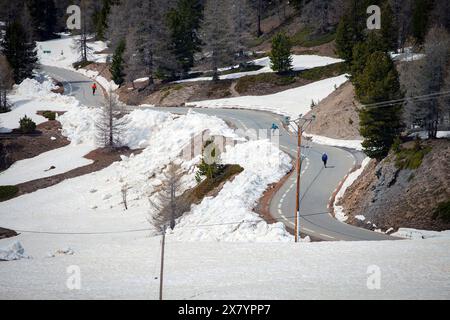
400, 27, 450, 138
95, 89, 128, 149
149, 163, 189, 232
201, 0, 235, 81
0, 55, 13, 113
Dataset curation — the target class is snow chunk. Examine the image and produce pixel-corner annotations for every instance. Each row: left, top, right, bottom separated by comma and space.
0, 242, 30, 261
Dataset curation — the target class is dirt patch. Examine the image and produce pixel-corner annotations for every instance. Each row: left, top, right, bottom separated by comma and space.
339, 139, 450, 232
12, 147, 143, 199
117, 80, 233, 107
305, 81, 361, 140
0, 119, 70, 171
83, 62, 113, 82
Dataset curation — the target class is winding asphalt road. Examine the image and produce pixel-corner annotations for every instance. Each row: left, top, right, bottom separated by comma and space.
41, 65, 395, 241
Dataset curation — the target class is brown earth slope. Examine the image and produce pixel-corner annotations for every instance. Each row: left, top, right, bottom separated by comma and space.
339, 139, 450, 232
305, 81, 361, 140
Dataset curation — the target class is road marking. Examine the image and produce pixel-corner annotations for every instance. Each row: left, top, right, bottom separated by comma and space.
319, 234, 335, 239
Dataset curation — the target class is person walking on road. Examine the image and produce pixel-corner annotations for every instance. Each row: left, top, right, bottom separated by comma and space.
91, 83, 97, 96
322, 153, 328, 168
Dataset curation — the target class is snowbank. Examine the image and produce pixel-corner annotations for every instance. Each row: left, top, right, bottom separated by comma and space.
0, 242, 30, 261
187, 75, 349, 119
303, 133, 363, 151
173, 140, 293, 242
392, 228, 450, 240
177, 55, 343, 83
334, 157, 371, 222
0, 77, 80, 133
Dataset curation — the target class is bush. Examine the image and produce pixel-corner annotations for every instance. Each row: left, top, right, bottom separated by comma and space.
0, 185, 19, 202
395, 140, 432, 170
433, 200, 450, 222
42, 111, 56, 121
19, 115, 36, 133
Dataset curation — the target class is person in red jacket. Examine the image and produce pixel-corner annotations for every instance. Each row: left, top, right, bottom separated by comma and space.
91, 83, 97, 95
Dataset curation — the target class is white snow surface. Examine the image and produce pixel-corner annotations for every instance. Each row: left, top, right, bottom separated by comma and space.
187, 75, 349, 119
334, 157, 371, 223
0, 144, 94, 186
0, 235, 449, 299
177, 55, 343, 83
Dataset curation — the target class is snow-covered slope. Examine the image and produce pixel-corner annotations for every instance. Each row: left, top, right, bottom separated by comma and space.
187, 75, 349, 119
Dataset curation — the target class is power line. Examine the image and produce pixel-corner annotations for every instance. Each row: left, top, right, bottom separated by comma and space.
360, 90, 450, 109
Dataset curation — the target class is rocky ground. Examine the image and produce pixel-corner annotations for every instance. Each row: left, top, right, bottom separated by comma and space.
339, 139, 450, 232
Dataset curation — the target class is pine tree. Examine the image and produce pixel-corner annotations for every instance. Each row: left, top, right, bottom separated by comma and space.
26, 0, 57, 41
0, 55, 13, 113
269, 32, 293, 74
93, 0, 116, 41
380, 2, 397, 52
357, 51, 403, 160
110, 39, 126, 86
167, 0, 203, 77
335, 0, 369, 63
1, 21, 38, 84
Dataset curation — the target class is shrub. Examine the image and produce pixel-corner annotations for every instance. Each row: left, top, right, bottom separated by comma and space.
395, 141, 432, 170
42, 111, 56, 121
19, 115, 36, 133
433, 200, 450, 222
0, 185, 19, 202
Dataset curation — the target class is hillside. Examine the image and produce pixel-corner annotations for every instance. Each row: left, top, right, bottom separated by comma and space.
305, 81, 361, 140
338, 139, 450, 232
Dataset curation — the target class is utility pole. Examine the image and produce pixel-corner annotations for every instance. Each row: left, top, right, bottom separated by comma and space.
283, 114, 315, 242
159, 225, 166, 300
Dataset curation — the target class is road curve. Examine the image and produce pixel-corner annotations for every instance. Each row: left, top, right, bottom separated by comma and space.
42, 65, 395, 242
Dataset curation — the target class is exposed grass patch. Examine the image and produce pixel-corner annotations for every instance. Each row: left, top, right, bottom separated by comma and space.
235, 62, 346, 94
0, 185, 19, 202
395, 141, 432, 170
235, 73, 296, 93
298, 62, 347, 81
433, 200, 450, 222
182, 164, 244, 205
291, 28, 336, 47
41, 111, 56, 121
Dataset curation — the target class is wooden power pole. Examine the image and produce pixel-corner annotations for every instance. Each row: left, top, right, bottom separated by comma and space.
159, 226, 166, 300
283, 114, 315, 243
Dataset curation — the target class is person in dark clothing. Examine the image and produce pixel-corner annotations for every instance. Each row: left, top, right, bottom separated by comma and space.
322, 153, 328, 168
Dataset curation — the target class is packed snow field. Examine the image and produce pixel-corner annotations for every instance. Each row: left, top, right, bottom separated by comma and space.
1, 235, 449, 299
